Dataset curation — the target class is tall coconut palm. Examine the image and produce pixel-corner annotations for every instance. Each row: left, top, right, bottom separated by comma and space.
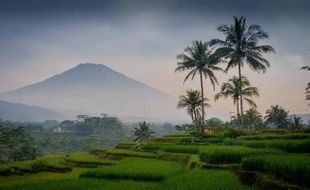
134, 121, 155, 142
264, 105, 289, 128
176, 41, 223, 129
177, 90, 210, 124
210, 16, 275, 125
301, 66, 310, 104
214, 76, 259, 123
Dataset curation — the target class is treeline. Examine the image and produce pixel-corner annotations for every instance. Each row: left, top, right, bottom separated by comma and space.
58, 114, 123, 134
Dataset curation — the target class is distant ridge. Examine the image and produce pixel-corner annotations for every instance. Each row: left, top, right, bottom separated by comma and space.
0, 100, 65, 122
0, 63, 184, 120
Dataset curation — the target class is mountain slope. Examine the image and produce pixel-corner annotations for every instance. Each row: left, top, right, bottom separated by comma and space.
0, 63, 184, 120
0, 101, 65, 122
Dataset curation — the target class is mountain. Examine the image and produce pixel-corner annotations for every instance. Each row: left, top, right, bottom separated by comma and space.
0, 101, 65, 122
0, 63, 184, 120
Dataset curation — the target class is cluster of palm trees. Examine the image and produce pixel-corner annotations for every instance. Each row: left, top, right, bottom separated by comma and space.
264, 105, 306, 129
176, 16, 274, 130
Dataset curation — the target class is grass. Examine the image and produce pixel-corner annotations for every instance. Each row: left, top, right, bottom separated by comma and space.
0, 179, 159, 190
237, 133, 310, 141
0, 156, 71, 175
199, 146, 281, 164
157, 152, 191, 164
93, 148, 157, 158
65, 152, 116, 166
242, 154, 310, 187
244, 139, 310, 153
142, 144, 200, 154
80, 158, 184, 181
0, 168, 88, 187
162, 170, 253, 190
0, 170, 253, 190
148, 137, 194, 144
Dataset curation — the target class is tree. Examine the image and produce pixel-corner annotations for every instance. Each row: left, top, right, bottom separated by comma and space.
176, 41, 223, 129
243, 108, 264, 130
214, 76, 259, 124
301, 66, 310, 105
289, 115, 304, 129
264, 105, 289, 128
177, 90, 210, 124
210, 16, 275, 126
0, 125, 38, 162
134, 121, 155, 142
205, 117, 223, 129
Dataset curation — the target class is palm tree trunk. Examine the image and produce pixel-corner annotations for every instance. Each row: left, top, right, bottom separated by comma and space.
199, 71, 205, 133
191, 112, 194, 123
236, 99, 240, 119
238, 63, 244, 128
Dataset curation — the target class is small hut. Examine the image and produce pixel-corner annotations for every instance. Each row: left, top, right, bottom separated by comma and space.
204, 127, 214, 135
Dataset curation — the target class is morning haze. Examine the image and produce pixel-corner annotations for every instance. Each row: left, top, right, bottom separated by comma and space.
0, 0, 309, 120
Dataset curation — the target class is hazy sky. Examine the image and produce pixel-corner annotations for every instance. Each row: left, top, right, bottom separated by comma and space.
0, 0, 309, 119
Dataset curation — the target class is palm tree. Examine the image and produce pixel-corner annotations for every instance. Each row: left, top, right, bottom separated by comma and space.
289, 115, 304, 129
301, 66, 310, 104
177, 90, 210, 124
243, 108, 263, 130
134, 121, 155, 142
214, 76, 259, 123
176, 41, 223, 128
210, 16, 275, 126
264, 105, 289, 128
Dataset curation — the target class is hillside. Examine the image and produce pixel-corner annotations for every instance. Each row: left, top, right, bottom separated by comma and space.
0, 101, 65, 122
1, 131, 310, 189
0, 63, 184, 121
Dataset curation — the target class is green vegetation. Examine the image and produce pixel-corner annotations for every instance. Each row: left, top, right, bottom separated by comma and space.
210, 16, 275, 126
214, 76, 259, 124
199, 146, 280, 164
175, 40, 223, 128
1, 15, 309, 190
93, 148, 157, 158
65, 152, 116, 167
0, 156, 71, 175
237, 133, 310, 140
242, 155, 310, 187
134, 122, 155, 142
177, 89, 210, 124
244, 139, 310, 153
80, 158, 184, 181
0, 126, 38, 163
162, 170, 252, 190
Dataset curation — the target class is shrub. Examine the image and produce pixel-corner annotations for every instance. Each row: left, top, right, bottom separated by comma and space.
80, 158, 184, 181
242, 155, 310, 187
199, 146, 280, 164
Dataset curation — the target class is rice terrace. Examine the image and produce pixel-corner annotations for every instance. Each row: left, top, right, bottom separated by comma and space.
0, 0, 309, 190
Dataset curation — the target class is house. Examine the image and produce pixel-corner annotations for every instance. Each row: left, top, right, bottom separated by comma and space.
204, 127, 214, 135
53, 126, 64, 133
